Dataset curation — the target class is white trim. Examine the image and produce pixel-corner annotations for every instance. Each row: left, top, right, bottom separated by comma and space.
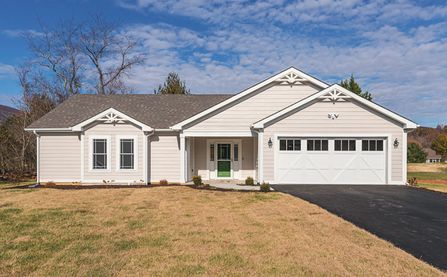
81, 179, 146, 184
402, 130, 408, 184
143, 133, 149, 185
72, 108, 153, 132
80, 132, 84, 181
170, 67, 328, 130
253, 84, 418, 129
182, 130, 254, 137
26, 128, 72, 132
40, 179, 82, 183
88, 135, 112, 172
179, 134, 186, 183
115, 135, 138, 172
36, 133, 41, 184
272, 133, 392, 185
257, 130, 264, 183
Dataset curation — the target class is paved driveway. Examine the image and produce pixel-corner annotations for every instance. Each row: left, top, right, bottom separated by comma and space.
272, 185, 447, 270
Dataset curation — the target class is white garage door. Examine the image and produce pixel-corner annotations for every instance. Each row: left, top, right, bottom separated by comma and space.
276, 137, 387, 184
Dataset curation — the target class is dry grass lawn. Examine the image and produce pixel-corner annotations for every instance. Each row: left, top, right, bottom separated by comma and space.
0, 185, 443, 276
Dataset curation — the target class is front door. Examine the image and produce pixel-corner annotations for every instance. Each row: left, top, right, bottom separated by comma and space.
217, 143, 231, 178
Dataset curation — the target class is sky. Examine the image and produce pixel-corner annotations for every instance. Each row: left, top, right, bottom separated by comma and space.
0, 0, 446, 127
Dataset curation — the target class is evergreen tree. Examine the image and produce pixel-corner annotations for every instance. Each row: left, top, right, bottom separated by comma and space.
340, 75, 372, 101
407, 143, 427, 163
155, 72, 190, 94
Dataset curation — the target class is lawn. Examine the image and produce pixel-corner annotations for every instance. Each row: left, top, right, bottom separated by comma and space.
407, 163, 447, 193
0, 185, 442, 276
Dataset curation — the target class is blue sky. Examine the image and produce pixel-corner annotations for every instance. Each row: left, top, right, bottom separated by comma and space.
0, 0, 446, 127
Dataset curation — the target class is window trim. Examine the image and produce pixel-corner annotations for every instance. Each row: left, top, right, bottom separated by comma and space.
89, 135, 111, 172
116, 135, 138, 171
279, 138, 301, 151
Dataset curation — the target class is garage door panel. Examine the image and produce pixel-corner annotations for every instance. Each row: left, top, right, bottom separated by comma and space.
276, 137, 387, 184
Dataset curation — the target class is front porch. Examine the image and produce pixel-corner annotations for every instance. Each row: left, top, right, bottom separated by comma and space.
180, 134, 261, 183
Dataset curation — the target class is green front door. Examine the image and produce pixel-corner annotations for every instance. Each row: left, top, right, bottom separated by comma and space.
217, 143, 231, 177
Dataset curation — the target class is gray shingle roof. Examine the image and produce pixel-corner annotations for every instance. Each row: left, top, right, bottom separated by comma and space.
27, 94, 233, 129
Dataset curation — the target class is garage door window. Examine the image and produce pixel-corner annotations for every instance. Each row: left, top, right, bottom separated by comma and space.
307, 139, 328, 151
335, 139, 356, 151
362, 139, 384, 151
279, 139, 301, 151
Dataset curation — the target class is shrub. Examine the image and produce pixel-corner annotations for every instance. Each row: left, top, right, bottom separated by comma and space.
159, 179, 168, 186
192, 175, 202, 186
245, 177, 254, 186
407, 143, 427, 163
408, 177, 417, 186
260, 182, 270, 192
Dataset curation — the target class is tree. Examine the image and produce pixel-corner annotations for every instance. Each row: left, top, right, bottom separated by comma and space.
407, 143, 427, 163
431, 134, 447, 159
340, 75, 372, 101
155, 72, 190, 94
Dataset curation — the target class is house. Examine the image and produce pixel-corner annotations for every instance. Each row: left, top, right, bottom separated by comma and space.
26, 67, 418, 185
424, 148, 442, 163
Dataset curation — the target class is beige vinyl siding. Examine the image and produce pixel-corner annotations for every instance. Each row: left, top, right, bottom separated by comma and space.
40, 133, 81, 181
192, 137, 256, 180
263, 99, 404, 183
149, 132, 181, 182
84, 122, 144, 182
185, 83, 320, 132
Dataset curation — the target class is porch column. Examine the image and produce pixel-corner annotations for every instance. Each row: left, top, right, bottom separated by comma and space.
80, 131, 84, 182
257, 130, 264, 183
179, 134, 186, 183
143, 132, 149, 185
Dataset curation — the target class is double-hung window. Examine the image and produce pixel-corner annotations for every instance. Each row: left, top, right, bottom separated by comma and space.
92, 139, 108, 169
120, 139, 134, 169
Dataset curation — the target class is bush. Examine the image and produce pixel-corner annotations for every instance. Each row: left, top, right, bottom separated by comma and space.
192, 175, 202, 186
407, 143, 427, 163
408, 177, 417, 186
260, 182, 270, 192
245, 177, 254, 186
159, 179, 168, 186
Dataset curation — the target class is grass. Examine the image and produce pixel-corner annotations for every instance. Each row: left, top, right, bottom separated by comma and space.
407, 163, 447, 193
0, 185, 443, 276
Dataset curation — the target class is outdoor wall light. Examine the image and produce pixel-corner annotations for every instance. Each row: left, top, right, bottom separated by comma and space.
393, 138, 399, 148
268, 138, 273, 148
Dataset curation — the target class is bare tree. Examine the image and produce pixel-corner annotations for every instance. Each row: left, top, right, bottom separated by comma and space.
26, 20, 82, 102
80, 16, 144, 94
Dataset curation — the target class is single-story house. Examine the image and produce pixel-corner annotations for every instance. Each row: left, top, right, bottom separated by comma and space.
424, 148, 442, 163
26, 67, 418, 185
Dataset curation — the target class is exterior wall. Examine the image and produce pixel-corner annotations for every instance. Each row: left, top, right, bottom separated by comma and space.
185, 83, 320, 132
40, 133, 81, 182
83, 122, 144, 183
149, 132, 181, 183
192, 137, 256, 180
263, 99, 404, 183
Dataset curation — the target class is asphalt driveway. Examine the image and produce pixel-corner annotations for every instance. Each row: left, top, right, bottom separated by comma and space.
272, 185, 447, 270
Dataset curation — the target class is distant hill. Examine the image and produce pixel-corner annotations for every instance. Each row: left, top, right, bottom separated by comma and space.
408, 126, 446, 149
0, 104, 19, 124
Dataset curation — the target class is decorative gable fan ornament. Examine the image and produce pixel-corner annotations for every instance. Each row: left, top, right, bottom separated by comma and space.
98, 112, 127, 124
276, 72, 307, 87
320, 88, 351, 103
328, 113, 339, 120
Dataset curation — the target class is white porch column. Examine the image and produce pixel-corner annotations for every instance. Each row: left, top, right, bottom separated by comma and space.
80, 132, 84, 182
35, 132, 41, 184
143, 132, 148, 185
402, 130, 408, 184
257, 130, 264, 183
179, 133, 187, 183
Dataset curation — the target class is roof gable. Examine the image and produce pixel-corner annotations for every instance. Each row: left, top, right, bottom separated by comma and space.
170, 67, 329, 130
252, 84, 418, 129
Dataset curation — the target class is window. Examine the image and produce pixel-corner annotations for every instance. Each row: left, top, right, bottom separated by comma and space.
234, 144, 239, 161
335, 139, 356, 151
93, 139, 107, 169
307, 139, 328, 151
210, 144, 215, 161
279, 139, 301, 151
362, 139, 384, 151
120, 139, 134, 169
